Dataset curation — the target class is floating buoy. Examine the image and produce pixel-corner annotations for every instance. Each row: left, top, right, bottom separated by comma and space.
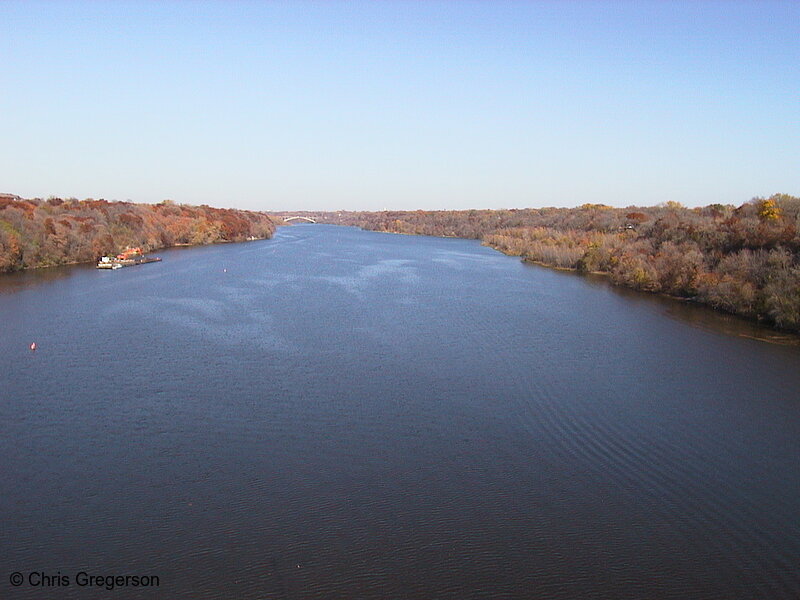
223, 268, 227, 273
30, 342, 37, 351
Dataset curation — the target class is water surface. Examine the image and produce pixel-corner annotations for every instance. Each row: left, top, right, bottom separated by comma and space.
2, 225, 799, 599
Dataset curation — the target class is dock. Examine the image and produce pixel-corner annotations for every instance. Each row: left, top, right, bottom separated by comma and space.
97, 256, 162, 269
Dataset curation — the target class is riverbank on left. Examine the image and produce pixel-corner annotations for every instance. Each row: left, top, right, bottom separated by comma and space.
0, 194, 276, 274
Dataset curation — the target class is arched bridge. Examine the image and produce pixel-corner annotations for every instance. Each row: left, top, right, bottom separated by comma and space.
283, 216, 317, 223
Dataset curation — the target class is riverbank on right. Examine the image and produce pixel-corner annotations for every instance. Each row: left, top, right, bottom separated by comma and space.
274, 195, 800, 336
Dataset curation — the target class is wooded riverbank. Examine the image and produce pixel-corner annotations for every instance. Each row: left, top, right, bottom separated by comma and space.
0, 195, 276, 273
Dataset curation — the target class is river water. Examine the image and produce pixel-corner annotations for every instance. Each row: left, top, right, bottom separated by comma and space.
2, 225, 799, 599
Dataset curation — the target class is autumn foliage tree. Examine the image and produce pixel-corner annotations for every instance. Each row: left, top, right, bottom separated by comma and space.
0, 195, 275, 273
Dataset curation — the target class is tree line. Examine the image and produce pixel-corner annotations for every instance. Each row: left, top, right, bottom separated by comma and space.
278, 195, 800, 333
0, 195, 276, 272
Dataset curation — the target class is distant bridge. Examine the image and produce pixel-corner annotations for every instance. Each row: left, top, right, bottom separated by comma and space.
283, 216, 317, 223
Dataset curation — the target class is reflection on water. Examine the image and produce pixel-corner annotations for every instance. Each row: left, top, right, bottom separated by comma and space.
557, 269, 800, 346
665, 300, 800, 345
0, 262, 94, 294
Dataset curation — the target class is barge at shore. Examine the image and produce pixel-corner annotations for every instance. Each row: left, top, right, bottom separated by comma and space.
97, 247, 162, 269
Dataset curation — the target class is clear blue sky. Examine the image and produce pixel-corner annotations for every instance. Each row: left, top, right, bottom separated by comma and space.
1, 1, 798, 210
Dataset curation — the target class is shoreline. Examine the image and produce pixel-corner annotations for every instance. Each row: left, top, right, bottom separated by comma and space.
490, 245, 800, 345
0, 236, 271, 275
5, 221, 798, 345
353, 226, 800, 345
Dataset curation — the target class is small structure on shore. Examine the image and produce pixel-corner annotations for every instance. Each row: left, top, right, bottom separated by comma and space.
97, 247, 161, 269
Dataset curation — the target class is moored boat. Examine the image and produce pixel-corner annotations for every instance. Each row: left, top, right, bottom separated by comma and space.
97, 248, 162, 269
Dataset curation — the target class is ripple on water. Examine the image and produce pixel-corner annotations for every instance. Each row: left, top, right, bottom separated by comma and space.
2, 225, 800, 599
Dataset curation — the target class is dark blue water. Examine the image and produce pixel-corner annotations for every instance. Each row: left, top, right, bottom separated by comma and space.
2, 225, 800, 599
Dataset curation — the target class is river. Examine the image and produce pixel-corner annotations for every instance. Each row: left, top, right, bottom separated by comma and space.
2, 224, 799, 599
